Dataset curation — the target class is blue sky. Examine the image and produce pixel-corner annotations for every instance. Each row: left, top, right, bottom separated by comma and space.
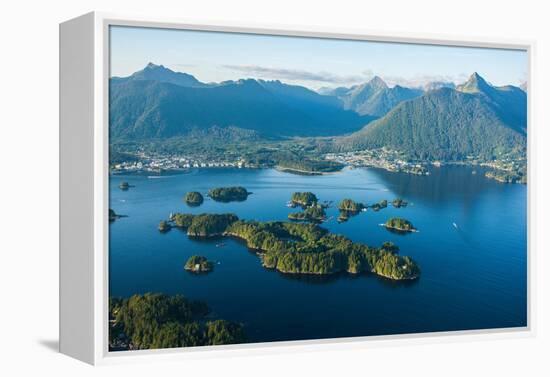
110, 25, 527, 90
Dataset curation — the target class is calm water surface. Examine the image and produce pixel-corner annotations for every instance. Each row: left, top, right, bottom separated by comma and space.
109, 166, 527, 342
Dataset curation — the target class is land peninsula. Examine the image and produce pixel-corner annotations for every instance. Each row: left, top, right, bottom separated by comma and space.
276, 159, 344, 175
163, 212, 420, 280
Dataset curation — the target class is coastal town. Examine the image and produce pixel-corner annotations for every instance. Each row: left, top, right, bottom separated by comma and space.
110, 147, 526, 184
110, 147, 431, 175
323, 148, 430, 175
111, 151, 249, 174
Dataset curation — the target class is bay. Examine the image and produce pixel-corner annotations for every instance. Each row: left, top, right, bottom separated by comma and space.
109, 166, 527, 343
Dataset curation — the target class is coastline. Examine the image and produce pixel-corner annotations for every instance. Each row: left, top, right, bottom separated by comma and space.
379, 224, 419, 233
110, 160, 526, 185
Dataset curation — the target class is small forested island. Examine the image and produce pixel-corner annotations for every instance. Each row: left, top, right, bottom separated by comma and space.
119, 181, 130, 190
109, 293, 245, 351
370, 199, 388, 211
337, 199, 365, 222
338, 198, 365, 212
288, 204, 326, 223
184, 191, 204, 206
208, 186, 250, 202
384, 217, 417, 232
184, 255, 213, 273
392, 198, 408, 208
165, 212, 420, 280
290, 192, 318, 207
158, 220, 172, 233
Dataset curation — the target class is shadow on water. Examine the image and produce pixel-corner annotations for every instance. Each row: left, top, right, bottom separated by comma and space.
374, 274, 421, 289
275, 269, 421, 288
368, 165, 504, 210
383, 227, 415, 236
185, 202, 203, 208
274, 270, 351, 285
178, 233, 421, 288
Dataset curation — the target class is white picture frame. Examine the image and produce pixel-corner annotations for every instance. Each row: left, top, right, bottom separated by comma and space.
59, 11, 536, 365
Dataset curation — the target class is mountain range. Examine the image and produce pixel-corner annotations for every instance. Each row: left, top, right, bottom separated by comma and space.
322, 76, 424, 117
110, 64, 527, 161
109, 64, 373, 140
111, 62, 209, 88
338, 73, 527, 160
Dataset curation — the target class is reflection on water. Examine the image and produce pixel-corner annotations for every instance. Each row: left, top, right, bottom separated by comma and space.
383, 227, 416, 236
370, 165, 501, 206
275, 269, 421, 289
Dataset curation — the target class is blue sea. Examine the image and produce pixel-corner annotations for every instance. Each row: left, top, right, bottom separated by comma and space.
109, 166, 527, 343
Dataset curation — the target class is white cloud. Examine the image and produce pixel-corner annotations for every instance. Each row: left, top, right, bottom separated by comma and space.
222, 65, 372, 85
382, 73, 469, 89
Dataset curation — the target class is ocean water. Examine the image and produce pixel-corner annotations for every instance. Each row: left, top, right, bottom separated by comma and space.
109, 166, 527, 343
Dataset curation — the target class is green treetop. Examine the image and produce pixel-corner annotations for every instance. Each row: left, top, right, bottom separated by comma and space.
184, 191, 204, 206
290, 192, 318, 206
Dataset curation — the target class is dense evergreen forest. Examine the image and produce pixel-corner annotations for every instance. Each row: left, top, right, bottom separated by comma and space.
184, 191, 204, 206
208, 186, 249, 202
340, 86, 526, 161
170, 213, 239, 236
288, 205, 326, 222
277, 159, 344, 174
164, 212, 420, 280
184, 255, 213, 273
385, 218, 416, 232
109, 294, 245, 350
338, 198, 365, 212
290, 192, 319, 206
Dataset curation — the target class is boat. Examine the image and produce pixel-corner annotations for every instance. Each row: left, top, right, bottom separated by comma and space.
453, 222, 458, 229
